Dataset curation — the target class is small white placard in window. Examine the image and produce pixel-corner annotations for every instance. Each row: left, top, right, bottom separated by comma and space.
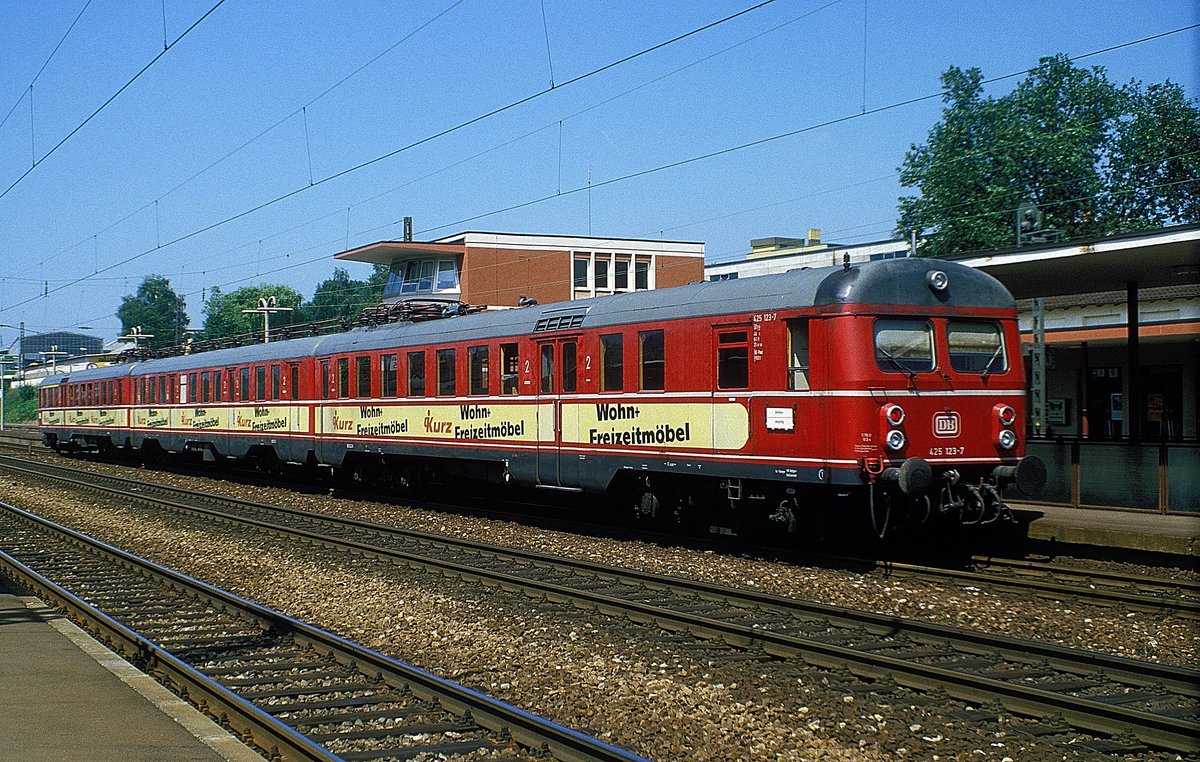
766, 406, 794, 431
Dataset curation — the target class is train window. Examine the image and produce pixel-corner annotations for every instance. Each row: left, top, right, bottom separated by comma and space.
639, 330, 665, 391
137, 378, 145, 404
468, 346, 489, 395
436, 349, 456, 396
600, 333, 623, 392
240, 367, 250, 402
381, 354, 398, 397
290, 365, 298, 400
539, 344, 554, 393
321, 362, 331, 400
874, 319, 934, 374
948, 321, 1006, 374
563, 341, 577, 393
190, 373, 199, 403
500, 343, 519, 395
407, 351, 426, 396
717, 331, 749, 390
214, 371, 223, 402
254, 366, 266, 401
355, 357, 370, 398
336, 358, 349, 399
787, 321, 810, 391
272, 364, 282, 400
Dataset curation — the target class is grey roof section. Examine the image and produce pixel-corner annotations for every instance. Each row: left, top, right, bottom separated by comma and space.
39, 258, 1011, 386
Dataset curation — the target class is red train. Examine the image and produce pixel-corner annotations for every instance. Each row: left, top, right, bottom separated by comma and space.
38, 257, 1045, 537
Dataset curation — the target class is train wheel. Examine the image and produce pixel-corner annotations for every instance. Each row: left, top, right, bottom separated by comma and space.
635, 490, 661, 520
768, 496, 799, 534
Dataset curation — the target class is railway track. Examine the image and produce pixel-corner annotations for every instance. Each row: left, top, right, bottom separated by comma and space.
3, 455, 1197, 755
4, 453, 1196, 618
0, 501, 644, 762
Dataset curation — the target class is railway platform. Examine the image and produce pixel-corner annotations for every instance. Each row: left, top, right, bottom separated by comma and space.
0, 577, 259, 762
1012, 503, 1200, 559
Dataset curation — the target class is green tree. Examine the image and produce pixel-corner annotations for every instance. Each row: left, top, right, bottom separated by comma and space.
1104, 81, 1200, 228
305, 267, 386, 322
201, 284, 305, 342
116, 275, 188, 349
897, 55, 1199, 256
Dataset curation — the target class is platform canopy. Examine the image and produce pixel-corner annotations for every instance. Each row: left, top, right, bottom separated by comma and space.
951, 224, 1200, 299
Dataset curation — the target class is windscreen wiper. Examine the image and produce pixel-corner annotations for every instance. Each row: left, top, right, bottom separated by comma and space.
980, 345, 1004, 379
877, 346, 917, 383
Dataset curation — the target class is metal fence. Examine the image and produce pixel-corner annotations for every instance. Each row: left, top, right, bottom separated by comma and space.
1010, 438, 1199, 513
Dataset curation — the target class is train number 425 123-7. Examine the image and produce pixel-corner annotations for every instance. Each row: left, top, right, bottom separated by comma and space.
928, 446, 966, 457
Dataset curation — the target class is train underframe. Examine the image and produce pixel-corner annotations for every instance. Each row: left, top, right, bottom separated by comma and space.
44, 430, 1045, 541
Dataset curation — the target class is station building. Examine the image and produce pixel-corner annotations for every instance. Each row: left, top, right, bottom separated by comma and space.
705, 223, 1200, 513
336, 230, 705, 308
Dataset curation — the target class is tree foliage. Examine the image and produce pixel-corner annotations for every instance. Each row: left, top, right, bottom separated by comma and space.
200, 284, 305, 341
304, 267, 387, 322
116, 275, 187, 349
897, 55, 1200, 256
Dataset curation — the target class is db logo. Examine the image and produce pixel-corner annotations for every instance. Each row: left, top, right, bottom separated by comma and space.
933, 411, 960, 438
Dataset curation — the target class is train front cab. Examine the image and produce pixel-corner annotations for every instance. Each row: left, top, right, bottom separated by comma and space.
821, 303, 1046, 535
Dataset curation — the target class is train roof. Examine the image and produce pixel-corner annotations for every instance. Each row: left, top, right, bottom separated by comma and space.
40, 257, 1012, 384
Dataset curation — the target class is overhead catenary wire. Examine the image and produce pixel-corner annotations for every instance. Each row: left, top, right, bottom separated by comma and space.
0, 0, 94, 133
8, 20, 1197, 324
0, 0, 229, 202
30, 0, 784, 272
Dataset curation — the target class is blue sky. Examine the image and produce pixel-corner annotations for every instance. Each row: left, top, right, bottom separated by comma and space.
0, 0, 1196, 343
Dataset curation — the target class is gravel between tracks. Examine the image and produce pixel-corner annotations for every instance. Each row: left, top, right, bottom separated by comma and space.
4, 461, 1197, 761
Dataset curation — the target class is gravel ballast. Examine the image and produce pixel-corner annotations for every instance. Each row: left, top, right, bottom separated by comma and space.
3, 460, 1196, 760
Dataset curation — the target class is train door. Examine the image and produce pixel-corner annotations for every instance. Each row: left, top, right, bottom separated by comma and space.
534, 338, 580, 488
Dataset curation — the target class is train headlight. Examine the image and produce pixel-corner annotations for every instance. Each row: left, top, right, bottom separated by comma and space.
995, 404, 1017, 426
926, 270, 949, 291
885, 429, 906, 451
883, 403, 905, 426
997, 429, 1017, 449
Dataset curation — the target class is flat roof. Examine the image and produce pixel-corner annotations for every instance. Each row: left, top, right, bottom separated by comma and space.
336, 231, 705, 265
951, 224, 1200, 299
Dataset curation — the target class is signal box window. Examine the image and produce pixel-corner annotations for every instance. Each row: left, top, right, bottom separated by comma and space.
717, 331, 749, 390
436, 349, 456, 396
355, 357, 370, 398
787, 321, 810, 391
540, 345, 554, 393
468, 346, 489, 395
500, 343, 519, 395
381, 354, 398, 397
273, 365, 283, 400
948, 321, 1006, 374
874, 319, 934, 374
336, 358, 349, 399
562, 342, 577, 393
639, 330, 664, 391
600, 333, 623, 391
408, 352, 426, 396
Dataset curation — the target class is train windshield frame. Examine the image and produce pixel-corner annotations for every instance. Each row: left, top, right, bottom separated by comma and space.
873, 318, 935, 374
947, 319, 1007, 374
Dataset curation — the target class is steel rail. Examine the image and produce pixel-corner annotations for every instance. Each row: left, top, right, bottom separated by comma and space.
0, 502, 645, 762
4, 456, 1197, 754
